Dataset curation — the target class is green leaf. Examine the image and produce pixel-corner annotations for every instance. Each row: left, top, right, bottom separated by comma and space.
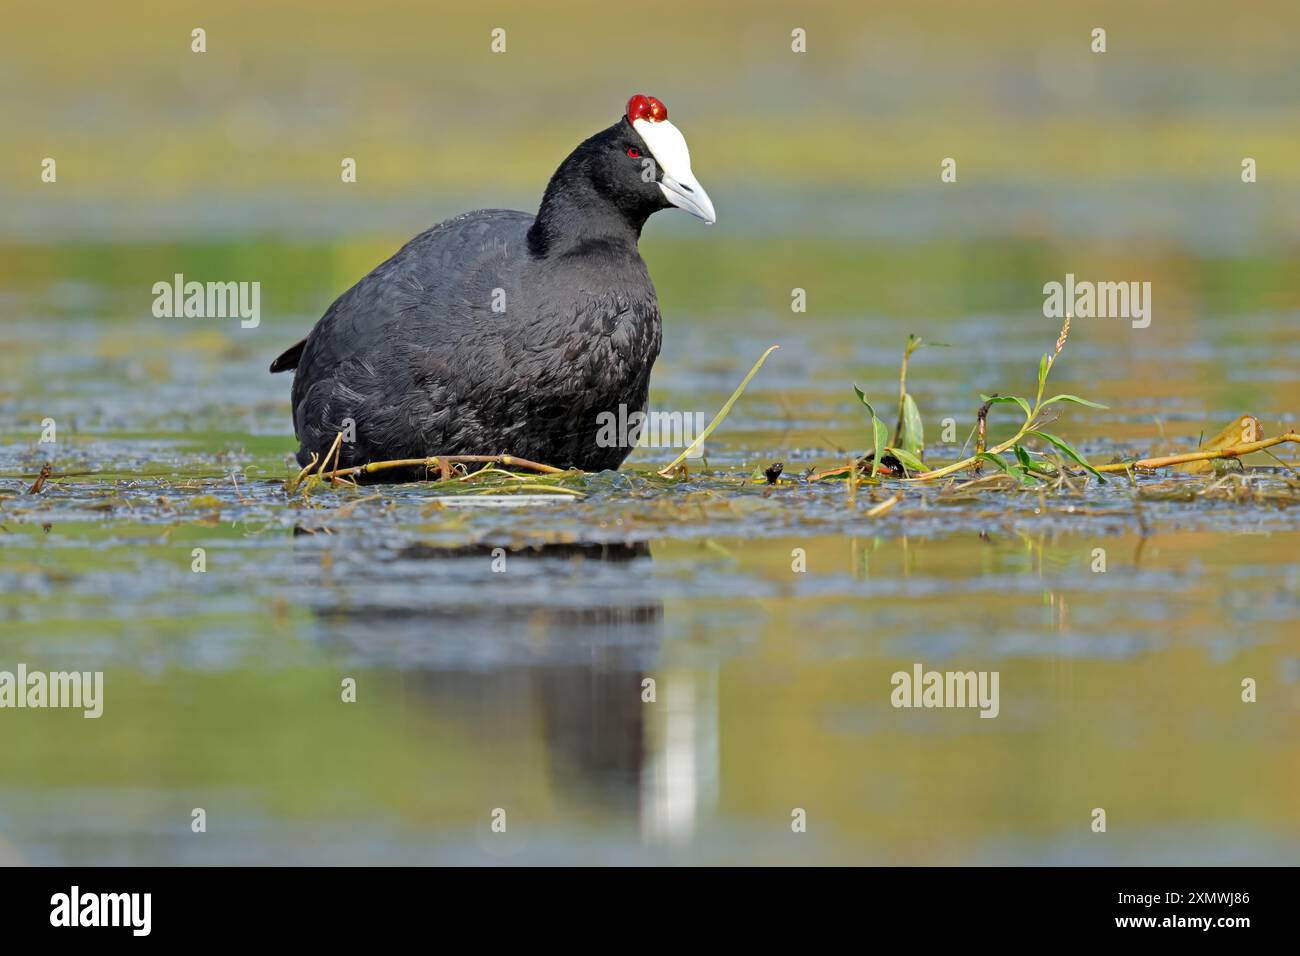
899, 392, 925, 456
1038, 354, 1050, 390
978, 450, 1045, 484
1008, 463, 1044, 486
1028, 429, 1105, 481
1042, 394, 1109, 410
975, 452, 1010, 473
660, 345, 779, 476
870, 420, 889, 478
885, 446, 926, 474
979, 393, 1033, 422
854, 387, 888, 478
908, 334, 951, 350
1014, 444, 1056, 477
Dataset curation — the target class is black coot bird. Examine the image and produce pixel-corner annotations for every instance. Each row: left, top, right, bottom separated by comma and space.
271, 94, 714, 478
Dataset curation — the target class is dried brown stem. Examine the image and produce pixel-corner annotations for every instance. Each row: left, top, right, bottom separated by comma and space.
318, 432, 344, 485
973, 395, 995, 475
316, 454, 566, 482
27, 462, 52, 494
1093, 433, 1300, 473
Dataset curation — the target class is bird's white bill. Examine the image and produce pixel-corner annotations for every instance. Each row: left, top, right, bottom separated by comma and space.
633, 117, 717, 224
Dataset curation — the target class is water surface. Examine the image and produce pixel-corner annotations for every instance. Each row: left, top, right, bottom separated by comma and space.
1, 239, 1296, 864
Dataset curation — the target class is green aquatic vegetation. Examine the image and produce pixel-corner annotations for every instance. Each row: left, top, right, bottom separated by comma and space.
901, 316, 1109, 484
814, 315, 1300, 494
891, 333, 935, 461
852, 333, 942, 478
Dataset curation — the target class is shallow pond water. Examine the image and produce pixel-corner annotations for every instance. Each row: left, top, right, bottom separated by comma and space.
1, 241, 1298, 864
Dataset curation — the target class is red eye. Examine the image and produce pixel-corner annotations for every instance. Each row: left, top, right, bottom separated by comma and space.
627, 147, 640, 158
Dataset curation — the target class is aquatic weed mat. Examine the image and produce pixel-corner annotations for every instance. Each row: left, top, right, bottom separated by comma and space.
4, 462, 1298, 550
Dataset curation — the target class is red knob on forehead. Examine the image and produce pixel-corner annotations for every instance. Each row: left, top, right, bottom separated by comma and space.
626, 94, 668, 123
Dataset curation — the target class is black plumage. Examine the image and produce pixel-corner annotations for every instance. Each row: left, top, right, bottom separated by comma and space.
272, 101, 710, 478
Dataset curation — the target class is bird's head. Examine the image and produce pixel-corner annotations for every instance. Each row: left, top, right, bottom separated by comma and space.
534, 94, 715, 250
619, 94, 716, 225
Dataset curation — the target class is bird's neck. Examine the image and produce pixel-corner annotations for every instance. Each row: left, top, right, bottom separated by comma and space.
528, 182, 646, 259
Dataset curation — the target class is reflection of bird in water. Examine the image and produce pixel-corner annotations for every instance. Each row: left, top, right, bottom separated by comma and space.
310, 541, 669, 815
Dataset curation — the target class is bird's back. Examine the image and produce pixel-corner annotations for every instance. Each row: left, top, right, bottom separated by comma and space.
292, 210, 531, 402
